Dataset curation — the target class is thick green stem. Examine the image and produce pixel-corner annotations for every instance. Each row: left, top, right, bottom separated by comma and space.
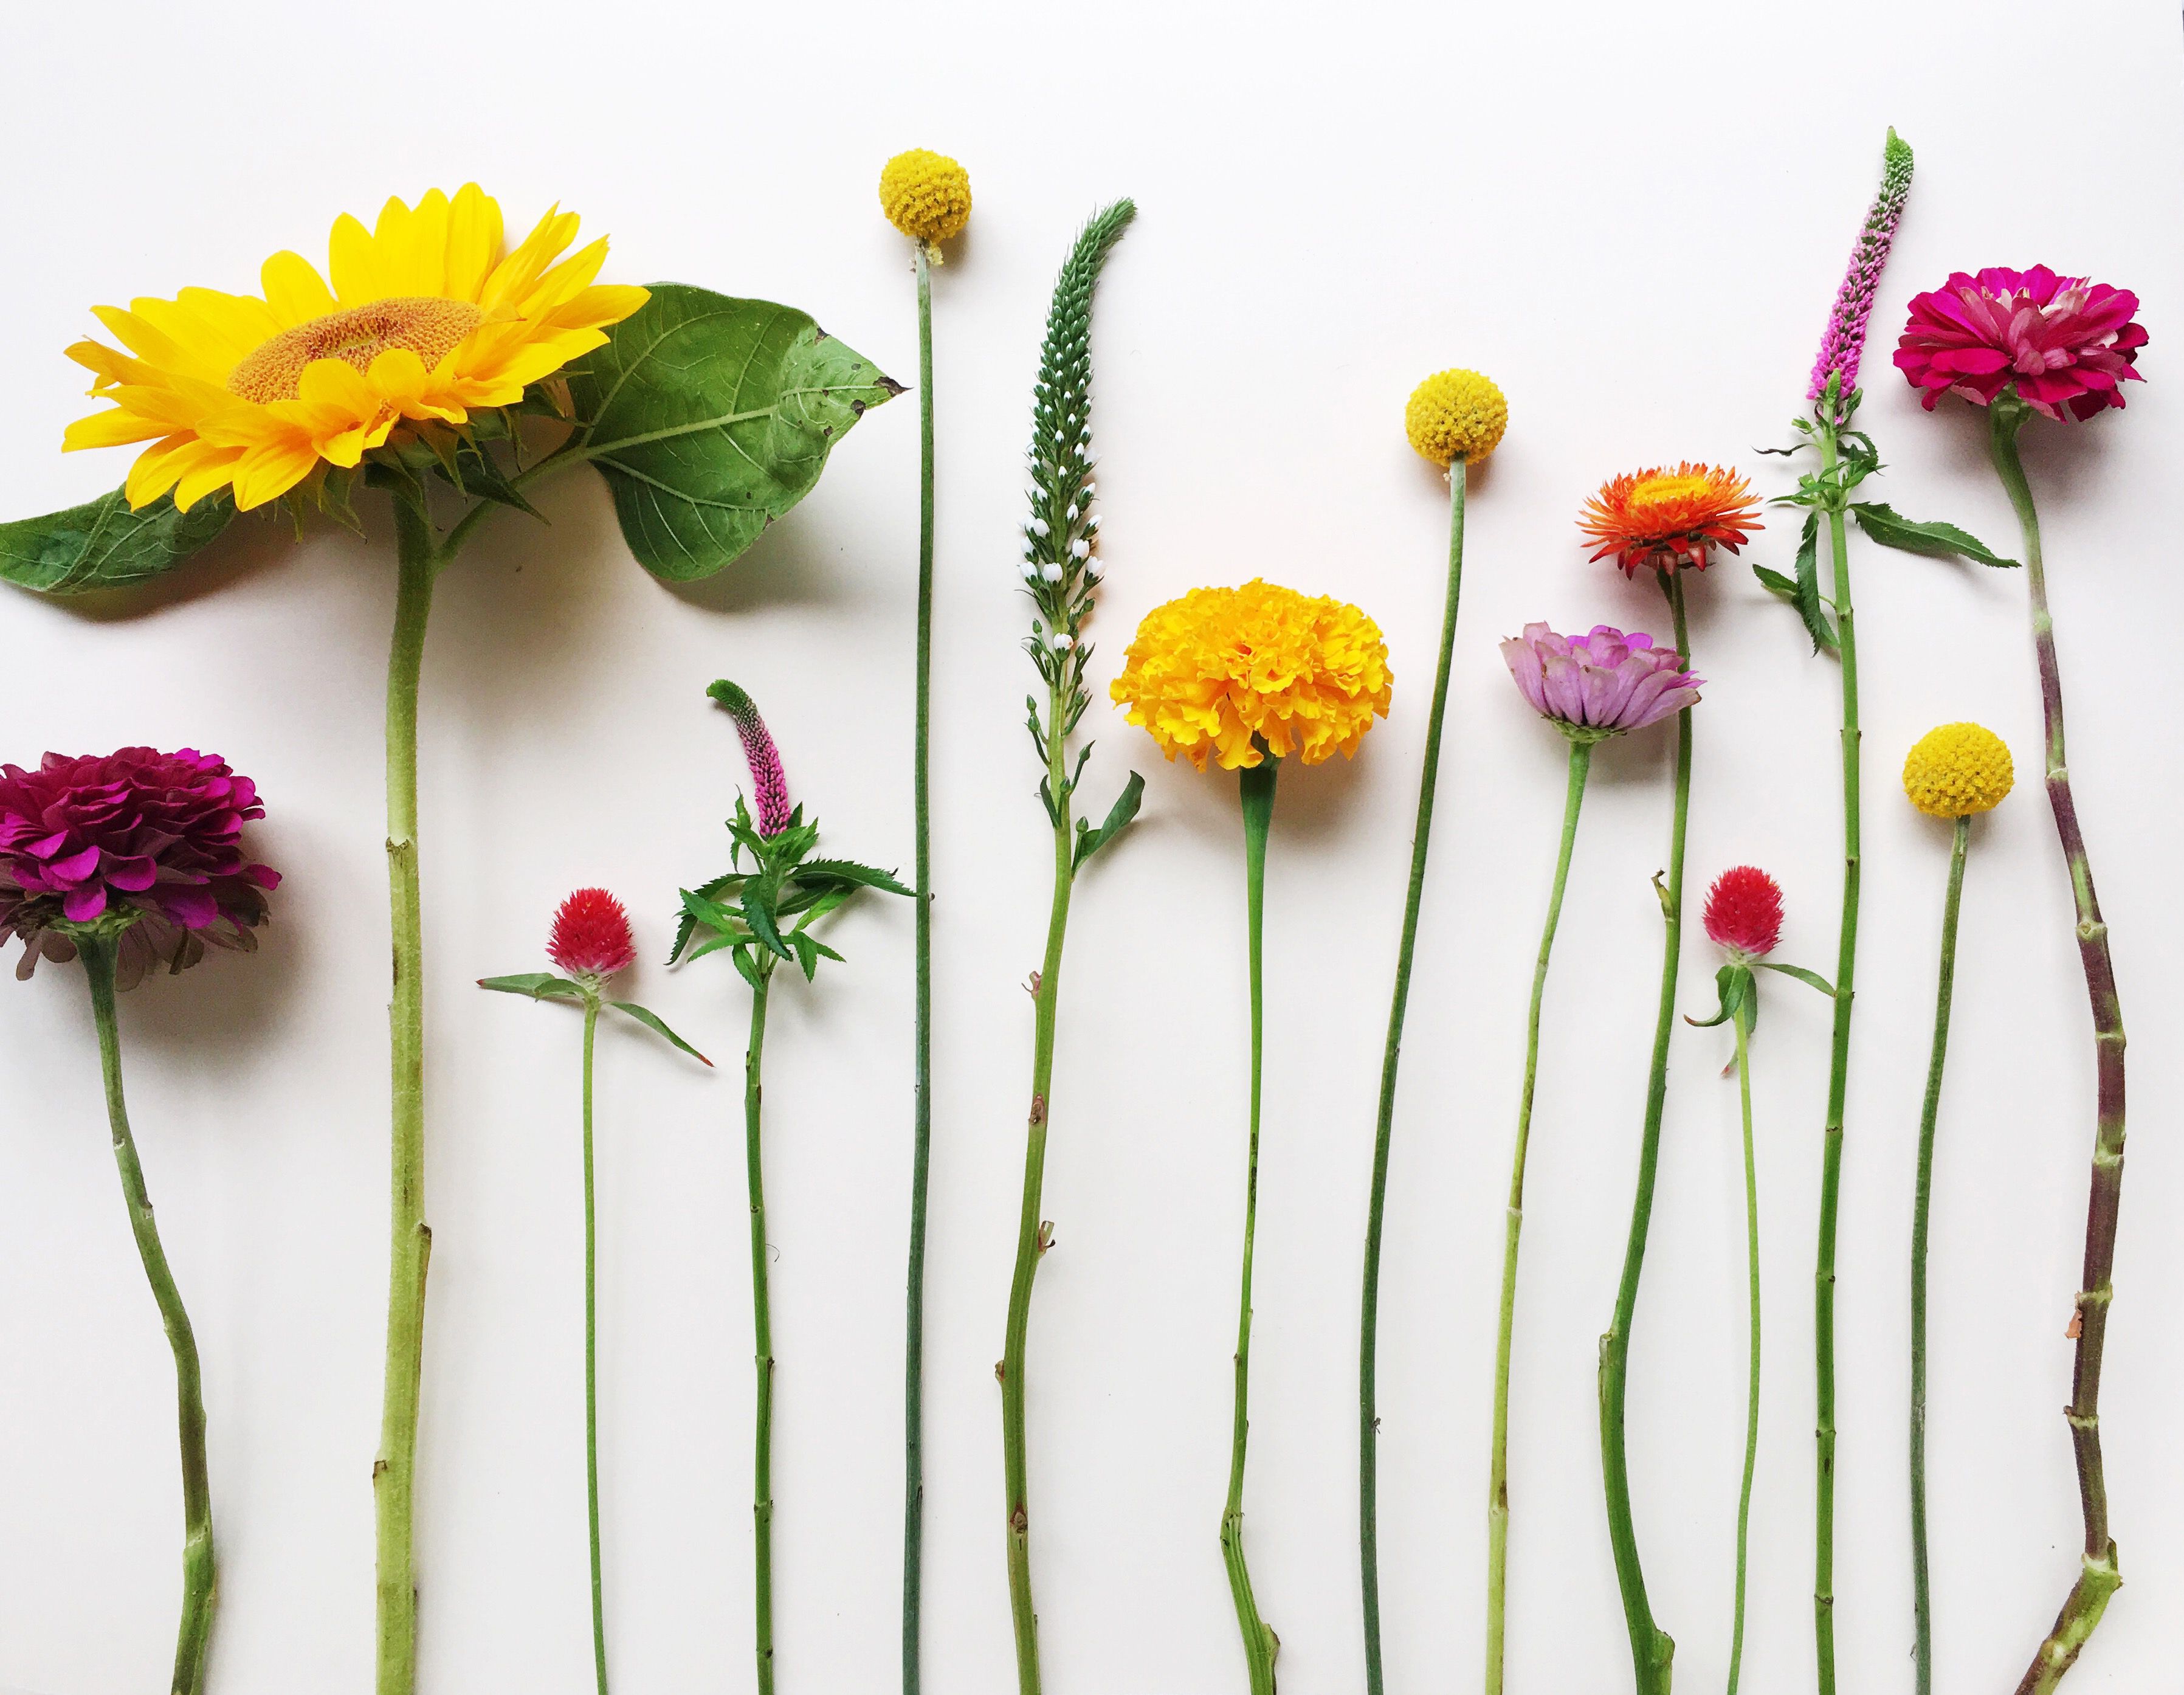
1487, 737, 1591, 1695
376, 499, 438, 1695
1911, 816, 1968, 1695
1360, 458, 1467, 1692
903, 235, 937, 1695
1811, 419, 1862, 1695
746, 966, 777, 1694
1989, 404, 2127, 1695
1598, 569, 1692, 1695
582, 999, 610, 1695
81, 936, 217, 1695
1726, 995, 1759, 1695
1224, 759, 1280, 1695
1002, 683, 1076, 1695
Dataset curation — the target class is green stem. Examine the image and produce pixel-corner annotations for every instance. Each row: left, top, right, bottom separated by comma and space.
1224, 758, 1280, 1695
81, 934, 217, 1695
1002, 682, 1076, 1695
1598, 569, 1691, 1695
746, 964, 777, 1695
903, 235, 936, 1695
1813, 419, 1862, 1695
582, 998, 610, 1695
1988, 403, 2127, 1695
376, 498, 438, 1695
1726, 992, 1760, 1695
1361, 457, 1467, 1693
1487, 736, 1591, 1695
1911, 816, 1968, 1695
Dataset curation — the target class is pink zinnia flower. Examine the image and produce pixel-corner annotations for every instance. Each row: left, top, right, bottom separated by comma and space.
0, 747, 279, 985
708, 679, 792, 836
1704, 866, 1783, 962
1894, 266, 2147, 422
1808, 129, 1914, 417
548, 888, 638, 982
1501, 623, 1703, 737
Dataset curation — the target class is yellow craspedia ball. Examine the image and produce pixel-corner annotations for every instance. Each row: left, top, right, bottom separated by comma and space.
1110, 579, 1393, 772
1404, 368, 1507, 466
1902, 722, 2014, 818
879, 149, 972, 244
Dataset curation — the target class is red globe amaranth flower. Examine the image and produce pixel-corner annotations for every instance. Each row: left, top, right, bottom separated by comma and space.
1894, 266, 2146, 421
1704, 865, 1783, 962
0, 747, 279, 986
548, 887, 637, 981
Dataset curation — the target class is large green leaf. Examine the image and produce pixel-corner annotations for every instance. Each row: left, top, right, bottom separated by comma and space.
567, 286, 902, 581
0, 488, 233, 594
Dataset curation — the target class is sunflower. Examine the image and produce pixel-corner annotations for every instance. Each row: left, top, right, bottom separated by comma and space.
1578, 461, 1762, 575
63, 185, 648, 513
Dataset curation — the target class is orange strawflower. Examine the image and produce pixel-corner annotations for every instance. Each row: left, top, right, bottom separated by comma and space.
1578, 462, 1763, 575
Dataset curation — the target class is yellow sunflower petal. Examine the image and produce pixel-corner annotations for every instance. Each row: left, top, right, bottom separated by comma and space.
481, 207, 579, 311
367, 347, 469, 424
227, 441, 317, 511
63, 406, 171, 451
327, 212, 385, 306
261, 250, 339, 325
537, 283, 651, 334
443, 184, 505, 303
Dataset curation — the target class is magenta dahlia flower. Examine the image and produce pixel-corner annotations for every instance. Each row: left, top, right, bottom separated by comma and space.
548, 887, 638, 982
1894, 266, 2147, 421
707, 679, 792, 836
1809, 128, 1914, 416
0, 747, 278, 985
1704, 865, 1784, 962
1501, 623, 1703, 737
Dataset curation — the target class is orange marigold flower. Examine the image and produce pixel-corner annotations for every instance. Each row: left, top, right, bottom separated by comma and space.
1578, 462, 1763, 576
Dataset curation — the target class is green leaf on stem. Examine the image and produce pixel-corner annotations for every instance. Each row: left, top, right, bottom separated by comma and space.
1850, 502, 2018, 568
567, 286, 903, 581
478, 972, 589, 1001
0, 488, 233, 595
799, 858, 915, 897
1791, 511, 1839, 654
607, 999, 713, 1066
1073, 771, 1146, 870
1757, 959, 1836, 996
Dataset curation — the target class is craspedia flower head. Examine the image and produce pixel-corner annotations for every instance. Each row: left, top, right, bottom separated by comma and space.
879, 150, 972, 246
1579, 463, 1763, 575
707, 679, 792, 835
1404, 368, 1507, 466
1704, 865, 1784, 962
1109, 579, 1392, 772
1895, 267, 2146, 422
547, 887, 637, 982
1500, 623, 1702, 739
1902, 722, 2014, 818
0, 747, 279, 987
62, 185, 649, 513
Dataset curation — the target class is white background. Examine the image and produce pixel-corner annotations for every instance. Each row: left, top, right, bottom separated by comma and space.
0, 3, 2178, 1692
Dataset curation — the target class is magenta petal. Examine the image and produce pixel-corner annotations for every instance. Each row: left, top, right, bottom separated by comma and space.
61, 886, 108, 923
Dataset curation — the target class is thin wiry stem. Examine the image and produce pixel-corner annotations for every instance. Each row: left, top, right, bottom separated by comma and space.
1727, 992, 1760, 1695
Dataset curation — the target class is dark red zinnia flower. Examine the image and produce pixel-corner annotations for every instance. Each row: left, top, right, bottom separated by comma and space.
548, 887, 638, 981
1894, 266, 2147, 422
0, 747, 280, 986
1703, 865, 1783, 961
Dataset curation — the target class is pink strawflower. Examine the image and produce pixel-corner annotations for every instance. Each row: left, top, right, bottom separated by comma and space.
1894, 266, 2147, 422
548, 888, 638, 982
1704, 866, 1783, 962
708, 679, 791, 836
1501, 623, 1703, 737
1809, 129, 1914, 418
0, 747, 278, 986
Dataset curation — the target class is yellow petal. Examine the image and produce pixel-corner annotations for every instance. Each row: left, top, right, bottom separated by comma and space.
327, 212, 384, 305
226, 441, 316, 511
64, 406, 170, 451
261, 250, 337, 325
443, 183, 505, 302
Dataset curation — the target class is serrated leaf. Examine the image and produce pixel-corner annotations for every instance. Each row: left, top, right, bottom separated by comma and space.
1074, 770, 1146, 871
788, 931, 819, 981
0, 488, 233, 595
799, 858, 914, 897
1753, 564, 1799, 601
1851, 503, 2018, 568
1792, 511, 1839, 654
567, 286, 901, 581
670, 871, 743, 964
730, 944, 764, 992
478, 972, 588, 1001
607, 999, 713, 1066
740, 875, 792, 962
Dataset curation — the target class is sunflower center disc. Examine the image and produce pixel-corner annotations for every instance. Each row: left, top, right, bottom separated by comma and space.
227, 296, 484, 403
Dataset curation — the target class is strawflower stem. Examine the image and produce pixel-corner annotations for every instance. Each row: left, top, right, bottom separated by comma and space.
377, 499, 438, 1695
1910, 815, 1969, 1695
1361, 457, 1468, 1691
903, 235, 936, 1695
1813, 418, 1862, 1695
1002, 683, 1076, 1695
1988, 406, 2127, 1695
1726, 995, 1760, 1695
746, 965, 778, 1694
1598, 568, 1691, 1695
582, 999, 610, 1695
1487, 736, 1592, 1695
81, 936, 217, 1695
1225, 759, 1280, 1695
